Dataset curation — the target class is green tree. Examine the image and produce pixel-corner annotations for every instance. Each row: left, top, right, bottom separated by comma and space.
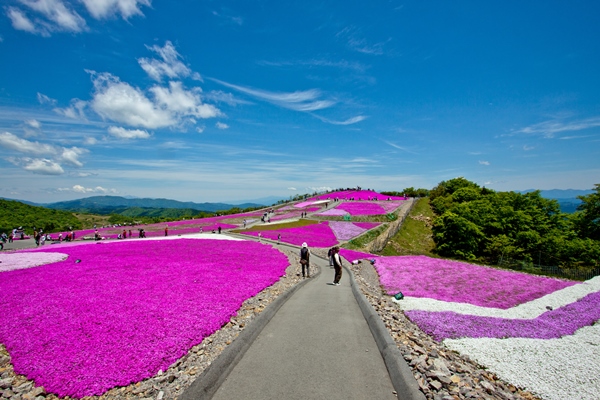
573, 184, 600, 240
432, 211, 484, 260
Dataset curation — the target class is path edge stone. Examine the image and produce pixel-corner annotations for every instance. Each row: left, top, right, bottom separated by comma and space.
345, 264, 427, 400
180, 266, 320, 400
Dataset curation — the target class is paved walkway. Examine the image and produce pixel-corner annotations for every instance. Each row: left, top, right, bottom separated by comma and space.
182, 244, 424, 400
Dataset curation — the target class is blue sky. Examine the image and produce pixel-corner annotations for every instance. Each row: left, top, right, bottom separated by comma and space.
1, 1, 599, 203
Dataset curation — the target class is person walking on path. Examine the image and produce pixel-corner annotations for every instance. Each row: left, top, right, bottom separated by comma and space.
332, 246, 343, 285
277, 233, 281, 244
165, 225, 169, 236
300, 242, 311, 278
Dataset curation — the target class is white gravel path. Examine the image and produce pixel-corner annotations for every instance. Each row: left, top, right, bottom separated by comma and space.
394, 275, 600, 399
397, 275, 600, 319
444, 324, 600, 400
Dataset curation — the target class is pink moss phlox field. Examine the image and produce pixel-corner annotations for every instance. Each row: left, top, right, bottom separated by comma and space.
312, 190, 405, 201
0, 239, 289, 398
0, 252, 67, 272
373, 255, 576, 309
318, 208, 349, 216
405, 291, 600, 341
240, 222, 338, 247
339, 248, 378, 262
334, 202, 387, 216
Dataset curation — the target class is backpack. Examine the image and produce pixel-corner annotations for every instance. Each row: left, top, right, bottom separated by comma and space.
300, 247, 309, 259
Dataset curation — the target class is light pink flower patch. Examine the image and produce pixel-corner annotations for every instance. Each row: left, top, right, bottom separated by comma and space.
318, 208, 348, 216
328, 221, 380, 241
0, 252, 68, 272
373, 255, 577, 309
0, 239, 289, 398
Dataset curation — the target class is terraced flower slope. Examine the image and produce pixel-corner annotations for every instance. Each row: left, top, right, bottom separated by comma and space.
0, 239, 289, 398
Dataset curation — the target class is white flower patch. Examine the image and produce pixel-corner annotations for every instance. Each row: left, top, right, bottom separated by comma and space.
397, 275, 600, 319
444, 324, 600, 400
0, 252, 68, 272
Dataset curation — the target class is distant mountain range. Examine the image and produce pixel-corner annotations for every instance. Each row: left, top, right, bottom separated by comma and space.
6, 196, 268, 215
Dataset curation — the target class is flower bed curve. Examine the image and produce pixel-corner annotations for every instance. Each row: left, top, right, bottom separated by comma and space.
0, 239, 289, 398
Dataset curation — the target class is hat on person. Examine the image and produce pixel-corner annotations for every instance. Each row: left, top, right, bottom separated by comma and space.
302, 242, 307, 248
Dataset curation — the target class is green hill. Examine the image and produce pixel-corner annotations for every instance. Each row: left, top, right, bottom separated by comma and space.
0, 199, 82, 234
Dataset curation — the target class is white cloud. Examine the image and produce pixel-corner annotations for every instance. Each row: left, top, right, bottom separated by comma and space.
59, 184, 117, 193
138, 41, 197, 82
288, 187, 297, 191
7, 157, 64, 175
37, 92, 57, 105
336, 26, 388, 56
15, 0, 87, 34
523, 145, 534, 151
7, 7, 37, 33
384, 140, 418, 154
80, 0, 151, 20
211, 78, 336, 112
108, 126, 150, 139
516, 117, 600, 138
90, 72, 175, 129
89, 72, 219, 129
53, 99, 87, 119
216, 122, 229, 130
0, 131, 56, 155
60, 147, 87, 166
479, 160, 490, 166
196, 126, 205, 133
150, 81, 220, 119
25, 119, 41, 129
0, 131, 86, 172
314, 115, 367, 125
84, 137, 98, 145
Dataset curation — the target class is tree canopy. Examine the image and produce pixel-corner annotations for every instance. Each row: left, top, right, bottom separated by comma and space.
429, 178, 600, 271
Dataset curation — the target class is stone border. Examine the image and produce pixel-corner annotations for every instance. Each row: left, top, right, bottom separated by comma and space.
345, 263, 427, 400
180, 265, 320, 400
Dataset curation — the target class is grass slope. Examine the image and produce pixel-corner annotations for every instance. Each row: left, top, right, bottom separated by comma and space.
381, 197, 436, 256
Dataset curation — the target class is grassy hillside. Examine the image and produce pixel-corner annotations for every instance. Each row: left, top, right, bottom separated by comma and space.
0, 199, 83, 234
381, 197, 436, 256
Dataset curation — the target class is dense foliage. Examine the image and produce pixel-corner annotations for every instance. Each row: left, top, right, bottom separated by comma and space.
381, 187, 430, 198
429, 178, 600, 272
0, 199, 82, 234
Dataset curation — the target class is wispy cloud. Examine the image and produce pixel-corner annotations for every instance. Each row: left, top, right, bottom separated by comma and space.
6, 0, 151, 36
212, 10, 243, 26
210, 78, 336, 112
0, 131, 87, 173
81, 0, 151, 20
108, 126, 150, 139
257, 58, 369, 74
479, 160, 490, 166
384, 140, 417, 154
138, 41, 201, 82
216, 122, 229, 130
515, 117, 600, 138
313, 115, 367, 125
336, 26, 389, 55
58, 184, 117, 194
7, 0, 87, 36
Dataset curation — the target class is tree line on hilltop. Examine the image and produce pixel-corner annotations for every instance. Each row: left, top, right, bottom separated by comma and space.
428, 177, 600, 274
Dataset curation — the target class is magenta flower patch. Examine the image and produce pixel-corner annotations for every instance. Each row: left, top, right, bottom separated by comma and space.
0, 239, 289, 398
241, 222, 338, 248
339, 249, 378, 261
312, 190, 405, 201
405, 291, 600, 341
334, 202, 387, 216
372, 255, 576, 309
